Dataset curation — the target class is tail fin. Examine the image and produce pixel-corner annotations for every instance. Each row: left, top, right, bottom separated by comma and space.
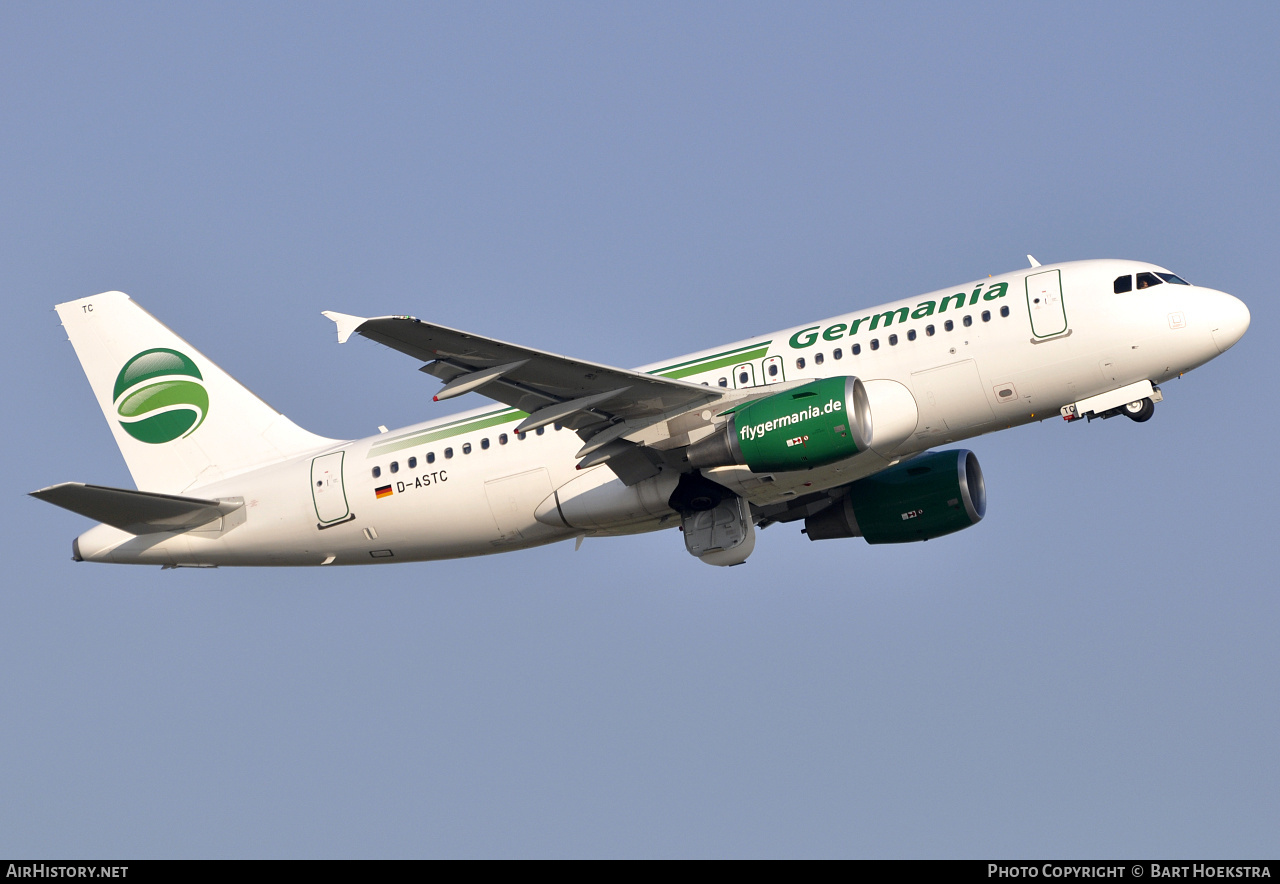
55, 292, 337, 493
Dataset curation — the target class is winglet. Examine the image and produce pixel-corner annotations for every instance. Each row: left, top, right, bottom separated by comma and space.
321, 310, 368, 344
1027, 255, 1041, 268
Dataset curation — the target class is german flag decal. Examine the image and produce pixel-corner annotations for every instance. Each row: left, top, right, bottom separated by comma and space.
375, 484, 393, 500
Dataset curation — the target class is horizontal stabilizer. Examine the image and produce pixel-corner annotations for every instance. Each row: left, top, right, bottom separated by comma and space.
30, 482, 243, 535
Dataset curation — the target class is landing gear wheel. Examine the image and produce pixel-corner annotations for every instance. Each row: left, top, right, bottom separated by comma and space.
1123, 397, 1155, 422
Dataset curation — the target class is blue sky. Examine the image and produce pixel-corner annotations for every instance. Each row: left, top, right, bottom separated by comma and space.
2, 1, 1277, 857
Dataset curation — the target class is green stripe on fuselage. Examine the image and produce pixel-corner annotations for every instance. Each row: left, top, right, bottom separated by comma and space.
366, 340, 774, 456
655, 344, 771, 379
369, 408, 525, 457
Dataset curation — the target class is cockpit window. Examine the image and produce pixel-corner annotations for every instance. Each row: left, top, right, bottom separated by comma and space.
1114, 275, 1133, 294
1136, 272, 1163, 289
1156, 272, 1190, 285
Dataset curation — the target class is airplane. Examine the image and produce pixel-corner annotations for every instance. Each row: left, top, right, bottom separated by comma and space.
31, 257, 1250, 568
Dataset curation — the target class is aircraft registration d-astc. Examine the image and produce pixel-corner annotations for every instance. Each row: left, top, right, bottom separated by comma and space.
33, 258, 1249, 567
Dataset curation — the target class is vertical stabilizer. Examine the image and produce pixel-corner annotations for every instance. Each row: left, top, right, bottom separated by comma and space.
55, 292, 337, 493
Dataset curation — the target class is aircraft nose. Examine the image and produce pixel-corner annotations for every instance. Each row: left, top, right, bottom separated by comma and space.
1209, 291, 1250, 354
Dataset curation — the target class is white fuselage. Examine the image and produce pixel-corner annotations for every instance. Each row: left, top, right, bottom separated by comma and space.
73, 259, 1249, 566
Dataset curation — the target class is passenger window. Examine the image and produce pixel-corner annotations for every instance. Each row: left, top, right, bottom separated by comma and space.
517, 431, 526, 440
499, 434, 508, 445
795, 358, 805, 370
718, 377, 728, 387
1136, 272, 1162, 289
740, 369, 752, 383
427, 452, 435, 464
907, 329, 916, 341
852, 343, 861, 355
888, 334, 898, 346
870, 339, 879, 350
945, 320, 954, 332
408, 456, 417, 469
963, 315, 973, 327
554, 424, 562, 431
372, 466, 381, 479
767, 363, 778, 377
536, 427, 545, 436
833, 348, 842, 360
1000, 306, 1010, 318
390, 461, 399, 473
1114, 275, 1133, 294
1157, 272, 1190, 285
981, 310, 991, 322
926, 325, 935, 336
463, 443, 472, 454
815, 352, 825, 365
444, 448, 453, 459
481, 438, 490, 450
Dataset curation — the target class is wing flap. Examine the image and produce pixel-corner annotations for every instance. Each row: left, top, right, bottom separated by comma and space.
31, 482, 243, 535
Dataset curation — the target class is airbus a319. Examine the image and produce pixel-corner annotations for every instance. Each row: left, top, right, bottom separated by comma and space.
32, 257, 1249, 567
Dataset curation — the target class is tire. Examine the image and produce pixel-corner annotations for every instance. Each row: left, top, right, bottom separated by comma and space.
1123, 397, 1155, 422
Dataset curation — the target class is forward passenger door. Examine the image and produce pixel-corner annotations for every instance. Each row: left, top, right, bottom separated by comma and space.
1025, 269, 1069, 339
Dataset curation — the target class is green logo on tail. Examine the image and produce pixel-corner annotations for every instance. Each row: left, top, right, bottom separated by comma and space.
113, 349, 208, 444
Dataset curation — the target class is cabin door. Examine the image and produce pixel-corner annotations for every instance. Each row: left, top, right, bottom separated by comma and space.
1025, 269, 1069, 338
311, 451, 351, 525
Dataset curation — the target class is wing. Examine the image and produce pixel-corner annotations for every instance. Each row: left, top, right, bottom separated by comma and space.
324, 311, 733, 483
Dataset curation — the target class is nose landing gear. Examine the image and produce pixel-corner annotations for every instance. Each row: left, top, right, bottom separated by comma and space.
1060, 380, 1163, 423
1122, 398, 1156, 422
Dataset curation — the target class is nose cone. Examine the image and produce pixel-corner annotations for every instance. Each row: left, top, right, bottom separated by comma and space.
1210, 292, 1251, 354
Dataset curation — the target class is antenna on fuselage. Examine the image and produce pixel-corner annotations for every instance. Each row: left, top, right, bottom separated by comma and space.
1027, 255, 1041, 267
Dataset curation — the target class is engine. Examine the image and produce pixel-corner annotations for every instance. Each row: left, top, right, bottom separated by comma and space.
804, 449, 986, 543
687, 376, 873, 472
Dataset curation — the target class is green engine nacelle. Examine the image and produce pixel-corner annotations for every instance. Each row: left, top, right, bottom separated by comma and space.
804, 449, 986, 543
686, 376, 873, 473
